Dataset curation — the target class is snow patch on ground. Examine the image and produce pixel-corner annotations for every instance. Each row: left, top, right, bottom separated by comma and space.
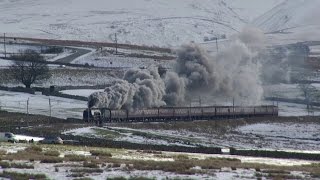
63, 127, 96, 136
14, 135, 44, 142
238, 123, 320, 140
0, 90, 86, 119
254, 1, 320, 45
60, 89, 104, 97
0, 58, 14, 67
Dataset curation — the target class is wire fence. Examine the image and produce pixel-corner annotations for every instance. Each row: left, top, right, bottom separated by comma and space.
0, 95, 86, 120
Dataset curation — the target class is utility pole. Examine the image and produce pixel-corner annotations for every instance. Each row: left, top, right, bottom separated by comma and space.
114, 33, 118, 54
215, 37, 218, 52
49, 98, 52, 118
3, 33, 6, 58
232, 97, 235, 119
27, 98, 29, 115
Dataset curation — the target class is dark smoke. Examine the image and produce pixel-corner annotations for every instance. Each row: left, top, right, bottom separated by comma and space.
89, 27, 269, 110
89, 67, 166, 110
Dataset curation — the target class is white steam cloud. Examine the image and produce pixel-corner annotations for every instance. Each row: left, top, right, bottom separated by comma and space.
89, 27, 267, 110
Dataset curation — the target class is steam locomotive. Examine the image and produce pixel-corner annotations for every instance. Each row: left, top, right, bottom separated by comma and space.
83, 105, 278, 124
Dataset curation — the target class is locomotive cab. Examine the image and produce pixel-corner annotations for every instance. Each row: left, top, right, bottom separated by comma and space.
83, 109, 93, 122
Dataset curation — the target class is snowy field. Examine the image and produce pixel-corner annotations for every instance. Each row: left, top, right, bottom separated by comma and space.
0, 0, 284, 46
264, 83, 320, 99
73, 53, 173, 69
0, 67, 118, 87
264, 83, 303, 99
309, 45, 320, 55
0, 58, 14, 67
0, 142, 317, 180
65, 118, 320, 151
238, 122, 320, 141
0, 90, 86, 119
254, 0, 320, 45
0, 43, 75, 62
60, 89, 104, 97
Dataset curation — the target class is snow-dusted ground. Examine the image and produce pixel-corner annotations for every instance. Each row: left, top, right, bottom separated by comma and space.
276, 101, 320, 117
63, 126, 191, 147
225, 120, 320, 150
0, 141, 315, 180
264, 83, 302, 99
0, 164, 290, 180
264, 83, 320, 98
309, 45, 320, 56
74, 54, 170, 69
263, 83, 320, 116
65, 118, 320, 151
43, 48, 74, 62
253, 0, 320, 45
0, 43, 41, 55
0, 0, 284, 46
14, 135, 44, 142
0, 58, 14, 67
0, 90, 86, 119
72, 48, 175, 68
238, 122, 320, 141
0, 43, 76, 62
254, 0, 320, 33
0, 67, 117, 87
60, 89, 104, 97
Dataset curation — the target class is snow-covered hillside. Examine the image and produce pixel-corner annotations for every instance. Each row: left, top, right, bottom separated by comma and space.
0, 0, 282, 46
254, 0, 320, 43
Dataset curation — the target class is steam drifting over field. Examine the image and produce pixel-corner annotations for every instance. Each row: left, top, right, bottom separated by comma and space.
89, 28, 266, 110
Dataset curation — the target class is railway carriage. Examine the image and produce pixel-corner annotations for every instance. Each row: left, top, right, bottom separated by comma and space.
84, 105, 278, 123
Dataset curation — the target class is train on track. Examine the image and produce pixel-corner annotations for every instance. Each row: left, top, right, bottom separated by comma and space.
83, 105, 278, 124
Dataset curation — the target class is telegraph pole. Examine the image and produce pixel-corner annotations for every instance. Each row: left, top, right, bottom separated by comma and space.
232, 97, 235, 119
49, 98, 52, 118
27, 98, 29, 115
215, 37, 218, 52
3, 33, 6, 58
114, 33, 118, 54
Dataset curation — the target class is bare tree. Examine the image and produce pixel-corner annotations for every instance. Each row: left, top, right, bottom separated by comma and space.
299, 83, 317, 113
9, 49, 51, 88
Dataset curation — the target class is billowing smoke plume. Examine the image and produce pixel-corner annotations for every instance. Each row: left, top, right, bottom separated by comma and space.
89, 27, 268, 110
89, 67, 166, 109
172, 29, 264, 105
163, 72, 186, 106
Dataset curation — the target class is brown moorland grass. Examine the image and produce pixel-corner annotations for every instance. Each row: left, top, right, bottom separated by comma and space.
0, 143, 320, 177
90, 150, 112, 157
90, 155, 320, 176
83, 161, 100, 168
65, 154, 89, 162
44, 150, 60, 157
0, 171, 47, 180
0, 161, 34, 169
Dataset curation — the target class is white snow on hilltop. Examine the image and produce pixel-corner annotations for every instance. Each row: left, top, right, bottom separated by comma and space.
254, 0, 320, 33
0, 0, 283, 46
254, 0, 320, 44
